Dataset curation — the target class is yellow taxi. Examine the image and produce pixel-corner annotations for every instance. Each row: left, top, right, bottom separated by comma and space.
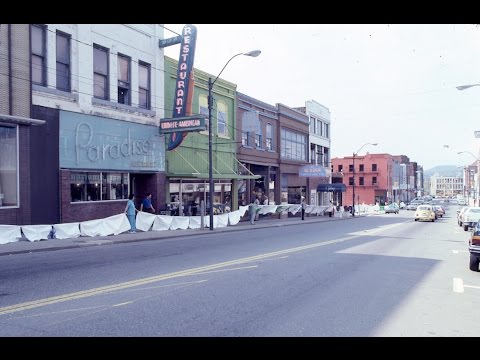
414, 204, 436, 222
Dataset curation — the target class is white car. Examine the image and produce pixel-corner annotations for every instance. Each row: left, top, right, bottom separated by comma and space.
461, 207, 480, 231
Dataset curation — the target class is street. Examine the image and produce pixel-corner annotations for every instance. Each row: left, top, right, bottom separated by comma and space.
0, 205, 477, 336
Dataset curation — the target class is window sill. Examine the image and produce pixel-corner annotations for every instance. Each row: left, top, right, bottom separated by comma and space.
33, 84, 78, 102
91, 98, 156, 117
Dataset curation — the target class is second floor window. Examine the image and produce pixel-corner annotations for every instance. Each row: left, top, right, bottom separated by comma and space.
242, 131, 249, 146
266, 123, 273, 150
138, 61, 150, 109
372, 176, 377, 185
359, 177, 364, 185
349, 177, 354, 185
31, 24, 46, 86
217, 102, 227, 136
199, 96, 208, 132
93, 45, 109, 100
117, 54, 130, 105
255, 134, 262, 148
359, 164, 364, 172
56, 31, 71, 92
338, 165, 343, 172
349, 164, 354, 172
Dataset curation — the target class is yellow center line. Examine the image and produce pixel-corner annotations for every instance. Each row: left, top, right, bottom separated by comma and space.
0, 234, 362, 316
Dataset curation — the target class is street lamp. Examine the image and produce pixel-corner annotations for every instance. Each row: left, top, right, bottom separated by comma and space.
457, 83, 480, 91
207, 50, 261, 230
352, 142, 378, 216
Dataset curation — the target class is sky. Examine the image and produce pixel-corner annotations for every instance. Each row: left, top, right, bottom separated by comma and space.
162, 24, 480, 171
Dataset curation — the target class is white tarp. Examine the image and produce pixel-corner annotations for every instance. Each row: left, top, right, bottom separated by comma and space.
276, 205, 290, 214
80, 218, 110, 237
228, 210, 241, 225
238, 205, 249, 217
0, 224, 22, 244
188, 216, 208, 229
258, 205, 278, 215
21, 224, 52, 242
170, 216, 190, 230
135, 211, 156, 232
216, 213, 229, 228
104, 213, 131, 235
53, 222, 80, 239
152, 216, 173, 231
305, 205, 315, 214
289, 205, 302, 215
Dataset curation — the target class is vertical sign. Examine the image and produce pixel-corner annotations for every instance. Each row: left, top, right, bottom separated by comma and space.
166, 24, 197, 151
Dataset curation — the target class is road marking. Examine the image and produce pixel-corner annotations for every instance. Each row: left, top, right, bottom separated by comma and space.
112, 301, 133, 307
452, 250, 469, 254
453, 278, 464, 293
0, 231, 386, 316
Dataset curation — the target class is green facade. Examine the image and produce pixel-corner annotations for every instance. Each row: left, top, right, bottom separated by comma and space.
164, 56, 240, 208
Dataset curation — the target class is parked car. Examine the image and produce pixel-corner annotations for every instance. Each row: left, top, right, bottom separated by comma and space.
469, 221, 480, 271
385, 203, 399, 214
414, 205, 436, 222
458, 206, 470, 226
460, 207, 480, 231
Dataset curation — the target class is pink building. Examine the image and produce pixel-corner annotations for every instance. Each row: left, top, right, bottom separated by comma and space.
332, 153, 394, 206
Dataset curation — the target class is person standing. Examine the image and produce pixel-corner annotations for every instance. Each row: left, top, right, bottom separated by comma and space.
301, 196, 306, 220
140, 193, 155, 214
125, 193, 138, 233
250, 196, 259, 225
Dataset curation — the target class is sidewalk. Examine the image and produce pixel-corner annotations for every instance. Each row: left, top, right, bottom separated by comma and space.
0, 213, 354, 256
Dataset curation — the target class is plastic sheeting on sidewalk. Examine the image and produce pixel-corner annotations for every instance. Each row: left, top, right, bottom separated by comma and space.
0, 225, 22, 244
21, 224, 52, 242
54, 222, 81, 239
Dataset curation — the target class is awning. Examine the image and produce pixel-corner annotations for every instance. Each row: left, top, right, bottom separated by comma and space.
317, 183, 346, 192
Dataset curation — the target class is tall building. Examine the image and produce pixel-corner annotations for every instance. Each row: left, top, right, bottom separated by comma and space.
1, 24, 166, 225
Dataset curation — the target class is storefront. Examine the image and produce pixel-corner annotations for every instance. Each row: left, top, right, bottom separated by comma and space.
59, 110, 166, 223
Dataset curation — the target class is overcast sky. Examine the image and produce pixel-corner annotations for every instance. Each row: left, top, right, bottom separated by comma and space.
163, 24, 480, 170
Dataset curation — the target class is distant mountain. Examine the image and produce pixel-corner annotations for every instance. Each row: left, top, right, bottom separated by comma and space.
424, 165, 462, 178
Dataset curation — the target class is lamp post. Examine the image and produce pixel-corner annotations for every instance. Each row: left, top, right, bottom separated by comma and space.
351, 142, 378, 216
207, 50, 261, 230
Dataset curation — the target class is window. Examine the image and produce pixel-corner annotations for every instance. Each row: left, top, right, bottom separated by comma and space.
217, 102, 227, 136
349, 164, 354, 172
0, 126, 18, 207
56, 31, 70, 91
359, 177, 364, 185
93, 45, 109, 100
255, 116, 262, 148
117, 54, 130, 105
349, 177, 354, 185
280, 129, 307, 161
138, 61, 150, 109
372, 164, 377, 171
199, 96, 209, 132
266, 123, 273, 150
324, 123, 329, 138
309, 117, 315, 133
372, 176, 377, 185
31, 24, 46, 86
359, 164, 364, 172
255, 134, 262, 148
317, 119, 322, 136
71, 171, 129, 202
338, 165, 343, 172
242, 131, 249, 146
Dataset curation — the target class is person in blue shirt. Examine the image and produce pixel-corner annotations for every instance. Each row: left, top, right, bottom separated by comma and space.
124, 193, 138, 233
140, 193, 156, 214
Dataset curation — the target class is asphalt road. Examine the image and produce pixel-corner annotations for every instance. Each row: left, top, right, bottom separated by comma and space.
0, 205, 477, 336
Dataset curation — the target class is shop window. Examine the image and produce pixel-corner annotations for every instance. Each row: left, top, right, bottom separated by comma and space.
70, 171, 129, 202
0, 126, 18, 207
